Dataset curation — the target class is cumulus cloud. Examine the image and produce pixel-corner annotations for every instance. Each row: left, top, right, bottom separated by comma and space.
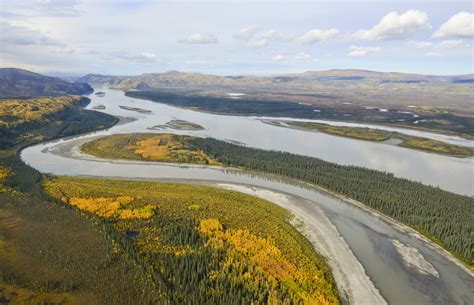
432, 12, 474, 38
294, 52, 312, 61
233, 26, 260, 41
353, 10, 429, 40
0, 21, 64, 46
297, 28, 338, 44
348, 45, 381, 57
179, 33, 218, 44
271, 54, 286, 61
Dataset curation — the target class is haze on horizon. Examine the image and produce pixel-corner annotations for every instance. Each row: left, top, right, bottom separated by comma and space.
1, 0, 473, 76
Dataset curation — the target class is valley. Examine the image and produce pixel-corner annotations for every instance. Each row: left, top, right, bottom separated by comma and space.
19, 88, 474, 305
2, 1, 473, 304
1, 70, 473, 305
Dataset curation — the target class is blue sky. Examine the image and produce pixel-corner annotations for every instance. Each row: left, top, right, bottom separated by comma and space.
1, 0, 473, 75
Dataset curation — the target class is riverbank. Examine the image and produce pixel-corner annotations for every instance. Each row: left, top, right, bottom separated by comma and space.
50, 135, 474, 277
59, 132, 474, 270
261, 119, 474, 158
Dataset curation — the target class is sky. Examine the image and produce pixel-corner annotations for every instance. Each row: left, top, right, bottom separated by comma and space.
0, 0, 473, 76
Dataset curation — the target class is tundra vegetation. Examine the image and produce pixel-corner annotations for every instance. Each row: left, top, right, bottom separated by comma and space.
83, 133, 474, 268
281, 121, 474, 157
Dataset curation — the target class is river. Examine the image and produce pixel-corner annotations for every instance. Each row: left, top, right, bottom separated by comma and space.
21, 88, 474, 304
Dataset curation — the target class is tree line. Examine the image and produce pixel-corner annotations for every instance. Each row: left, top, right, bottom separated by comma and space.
189, 137, 474, 266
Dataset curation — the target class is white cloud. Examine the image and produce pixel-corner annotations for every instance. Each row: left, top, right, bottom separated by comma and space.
271, 54, 286, 61
297, 28, 338, 44
425, 52, 442, 57
260, 29, 278, 40
115, 52, 160, 63
353, 10, 429, 40
31, 0, 82, 17
294, 52, 312, 61
2, 0, 82, 18
408, 40, 434, 48
436, 40, 466, 49
348, 45, 381, 57
433, 12, 474, 38
409, 39, 469, 50
0, 21, 64, 46
233, 26, 260, 41
179, 33, 218, 44
234, 27, 283, 48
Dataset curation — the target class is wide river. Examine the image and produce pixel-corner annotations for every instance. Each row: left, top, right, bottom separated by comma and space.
21, 89, 473, 304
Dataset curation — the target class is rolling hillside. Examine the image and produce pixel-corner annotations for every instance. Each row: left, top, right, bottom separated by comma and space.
0, 68, 93, 98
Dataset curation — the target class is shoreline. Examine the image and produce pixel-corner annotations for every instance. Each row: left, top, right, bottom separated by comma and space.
37, 134, 474, 278
260, 118, 474, 158
125, 91, 474, 143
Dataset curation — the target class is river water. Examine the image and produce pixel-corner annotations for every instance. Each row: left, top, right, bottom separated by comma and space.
21, 89, 474, 304
71, 89, 474, 195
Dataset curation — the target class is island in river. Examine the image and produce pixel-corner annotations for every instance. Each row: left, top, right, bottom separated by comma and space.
262, 119, 474, 158
81, 133, 474, 269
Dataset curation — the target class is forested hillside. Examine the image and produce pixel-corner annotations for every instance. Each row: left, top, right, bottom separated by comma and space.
0, 68, 93, 98
0, 96, 117, 148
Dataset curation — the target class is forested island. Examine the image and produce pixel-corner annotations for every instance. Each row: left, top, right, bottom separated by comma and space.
263, 120, 474, 157
83, 133, 474, 268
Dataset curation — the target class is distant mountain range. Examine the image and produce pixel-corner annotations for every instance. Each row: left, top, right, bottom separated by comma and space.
0, 68, 93, 98
78, 69, 474, 90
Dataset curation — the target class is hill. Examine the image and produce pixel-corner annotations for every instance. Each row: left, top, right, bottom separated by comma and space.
78, 69, 474, 116
78, 69, 474, 89
0, 68, 93, 98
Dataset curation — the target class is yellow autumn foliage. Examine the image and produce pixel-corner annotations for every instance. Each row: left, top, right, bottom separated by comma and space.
82, 133, 221, 165
68, 196, 154, 219
44, 176, 340, 304
0, 96, 83, 128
